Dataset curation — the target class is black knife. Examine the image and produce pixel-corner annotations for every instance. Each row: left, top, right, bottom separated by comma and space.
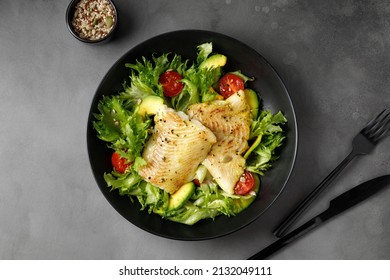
248, 175, 390, 260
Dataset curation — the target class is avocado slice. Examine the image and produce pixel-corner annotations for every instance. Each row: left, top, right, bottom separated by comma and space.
244, 88, 260, 119
137, 95, 165, 116
168, 182, 196, 210
199, 54, 227, 70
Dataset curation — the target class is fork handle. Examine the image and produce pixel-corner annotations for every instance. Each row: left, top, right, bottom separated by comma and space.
272, 149, 358, 238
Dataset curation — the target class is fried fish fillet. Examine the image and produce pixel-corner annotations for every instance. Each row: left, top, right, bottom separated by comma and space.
138, 105, 217, 194
187, 90, 251, 194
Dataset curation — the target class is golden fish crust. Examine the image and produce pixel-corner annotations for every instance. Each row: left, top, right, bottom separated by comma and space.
139, 106, 217, 194
187, 90, 251, 194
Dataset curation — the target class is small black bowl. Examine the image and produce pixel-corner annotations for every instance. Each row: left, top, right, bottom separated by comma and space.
66, 0, 118, 44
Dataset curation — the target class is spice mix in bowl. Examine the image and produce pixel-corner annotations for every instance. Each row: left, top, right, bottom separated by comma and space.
66, 0, 118, 43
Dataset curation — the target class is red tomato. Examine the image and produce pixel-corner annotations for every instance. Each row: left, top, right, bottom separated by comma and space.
218, 73, 245, 98
159, 70, 184, 97
111, 151, 131, 173
234, 170, 255, 195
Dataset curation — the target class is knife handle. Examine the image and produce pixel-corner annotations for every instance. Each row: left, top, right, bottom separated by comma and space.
273, 150, 357, 238
248, 217, 321, 260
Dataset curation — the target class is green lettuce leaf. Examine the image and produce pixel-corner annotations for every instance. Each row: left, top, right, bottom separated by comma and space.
105, 169, 169, 213
196, 42, 213, 65
245, 110, 287, 175
121, 53, 188, 107
229, 70, 254, 83
171, 44, 222, 111
161, 182, 256, 225
93, 95, 152, 162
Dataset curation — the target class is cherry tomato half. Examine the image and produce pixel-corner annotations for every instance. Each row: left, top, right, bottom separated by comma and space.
218, 73, 245, 98
159, 70, 184, 97
111, 151, 131, 173
193, 179, 201, 186
234, 170, 255, 195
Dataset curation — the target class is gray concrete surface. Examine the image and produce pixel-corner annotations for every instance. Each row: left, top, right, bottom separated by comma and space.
0, 0, 389, 259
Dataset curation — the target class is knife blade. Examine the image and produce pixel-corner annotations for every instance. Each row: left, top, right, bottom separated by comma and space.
248, 174, 390, 260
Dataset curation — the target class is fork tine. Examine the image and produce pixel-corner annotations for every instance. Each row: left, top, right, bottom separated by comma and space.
362, 109, 390, 143
361, 109, 387, 133
371, 114, 390, 143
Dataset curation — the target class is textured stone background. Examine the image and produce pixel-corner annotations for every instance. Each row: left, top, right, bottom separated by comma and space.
0, 0, 389, 259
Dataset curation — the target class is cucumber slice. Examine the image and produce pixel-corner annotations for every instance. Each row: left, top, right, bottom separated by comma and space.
168, 182, 196, 210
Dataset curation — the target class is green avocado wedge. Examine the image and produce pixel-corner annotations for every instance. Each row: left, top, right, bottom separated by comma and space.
245, 88, 260, 119
199, 54, 227, 70
137, 95, 165, 116
168, 182, 196, 210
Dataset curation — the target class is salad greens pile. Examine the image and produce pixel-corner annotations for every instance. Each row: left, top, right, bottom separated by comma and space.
93, 43, 287, 225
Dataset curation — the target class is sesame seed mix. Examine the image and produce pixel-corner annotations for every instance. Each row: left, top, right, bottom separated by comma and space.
72, 0, 116, 41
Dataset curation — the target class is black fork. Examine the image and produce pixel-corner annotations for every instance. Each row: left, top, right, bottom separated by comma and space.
273, 109, 390, 238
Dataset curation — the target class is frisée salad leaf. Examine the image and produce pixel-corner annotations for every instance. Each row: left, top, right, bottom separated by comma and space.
93, 96, 152, 163
245, 110, 287, 175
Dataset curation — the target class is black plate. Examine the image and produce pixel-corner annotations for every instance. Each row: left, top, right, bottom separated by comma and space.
87, 30, 298, 240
